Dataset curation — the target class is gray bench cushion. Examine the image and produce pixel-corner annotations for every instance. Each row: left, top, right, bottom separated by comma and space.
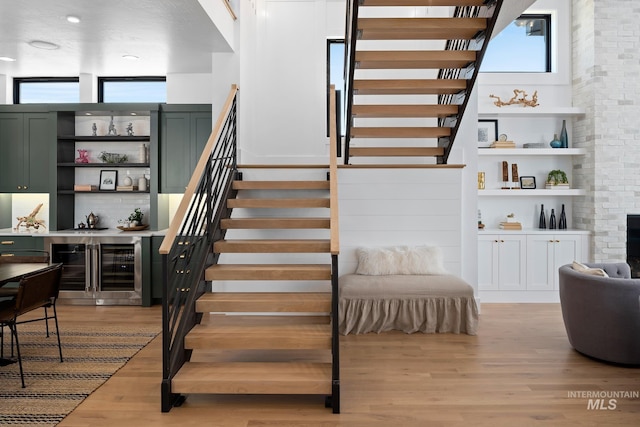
339, 274, 478, 335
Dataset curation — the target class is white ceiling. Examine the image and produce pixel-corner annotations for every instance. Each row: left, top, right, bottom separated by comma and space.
0, 0, 232, 78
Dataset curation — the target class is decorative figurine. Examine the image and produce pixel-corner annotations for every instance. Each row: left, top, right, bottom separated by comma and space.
126, 123, 134, 136
489, 89, 539, 108
15, 203, 46, 231
108, 116, 118, 136
92, 122, 97, 136
75, 149, 90, 163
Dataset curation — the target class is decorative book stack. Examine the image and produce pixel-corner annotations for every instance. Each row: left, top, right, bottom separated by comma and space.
74, 184, 97, 192
499, 221, 522, 230
490, 140, 516, 148
116, 185, 139, 191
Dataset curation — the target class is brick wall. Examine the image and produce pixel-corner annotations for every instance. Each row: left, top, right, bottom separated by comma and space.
572, 0, 640, 262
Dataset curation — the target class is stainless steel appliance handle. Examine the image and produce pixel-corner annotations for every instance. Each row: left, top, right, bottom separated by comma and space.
92, 243, 100, 292
85, 244, 92, 292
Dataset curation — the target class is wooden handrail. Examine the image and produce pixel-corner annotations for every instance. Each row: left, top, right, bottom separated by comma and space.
159, 84, 239, 255
329, 85, 340, 255
223, 0, 237, 21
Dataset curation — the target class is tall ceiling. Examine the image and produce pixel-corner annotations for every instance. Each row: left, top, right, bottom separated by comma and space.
0, 0, 232, 78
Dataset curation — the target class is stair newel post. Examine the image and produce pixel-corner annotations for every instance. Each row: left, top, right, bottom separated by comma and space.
161, 252, 172, 412
331, 254, 341, 413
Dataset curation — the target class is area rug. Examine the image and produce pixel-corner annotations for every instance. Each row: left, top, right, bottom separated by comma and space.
0, 323, 160, 426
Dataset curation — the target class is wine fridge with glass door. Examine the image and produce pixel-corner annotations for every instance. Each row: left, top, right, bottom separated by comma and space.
44, 235, 142, 305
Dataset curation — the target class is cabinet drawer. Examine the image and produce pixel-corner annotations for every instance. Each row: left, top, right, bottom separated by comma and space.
0, 236, 44, 251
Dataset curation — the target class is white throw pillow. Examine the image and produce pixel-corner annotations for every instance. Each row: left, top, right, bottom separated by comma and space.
355, 245, 447, 275
572, 260, 609, 277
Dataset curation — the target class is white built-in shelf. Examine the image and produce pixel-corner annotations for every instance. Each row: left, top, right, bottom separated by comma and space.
478, 148, 586, 156
478, 107, 586, 117
479, 189, 586, 196
479, 228, 590, 235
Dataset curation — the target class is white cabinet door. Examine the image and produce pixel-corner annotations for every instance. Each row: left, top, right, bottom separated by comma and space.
526, 234, 582, 290
478, 234, 526, 290
478, 235, 499, 290
498, 235, 526, 290
553, 235, 582, 289
526, 235, 555, 290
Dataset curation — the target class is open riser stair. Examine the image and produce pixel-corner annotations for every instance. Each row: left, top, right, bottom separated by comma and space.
169, 169, 340, 410
344, 0, 503, 165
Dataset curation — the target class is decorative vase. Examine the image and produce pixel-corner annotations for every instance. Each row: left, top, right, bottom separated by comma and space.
549, 208, 557, 229
559, 204, 567, 229
560, 120, 569, 148
138, 176, 147, 192
539, 204, 546, 229
549, 134, 562, 148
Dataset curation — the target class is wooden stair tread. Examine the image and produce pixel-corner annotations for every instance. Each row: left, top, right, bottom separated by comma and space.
186, 322, 331, 350
228, 198, 330, 208
205, 264, 331, 281
214, 239, 331, 253
349, 147, 445, 157
172, 362, 332, 395
356, 50, 476, 69
361, 0, 486, 6
353, 79, 467, 95
350, 126, 451, 138
358, 17, 486, 41
221, 217, 330, 229
352, 104, 458, 118
197, 292, 331, 313
233, 180, 330, 190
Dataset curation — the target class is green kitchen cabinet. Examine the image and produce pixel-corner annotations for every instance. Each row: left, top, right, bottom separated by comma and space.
0, 112, 52, 193
159, 105, 212, 193
0, 235, 45, 254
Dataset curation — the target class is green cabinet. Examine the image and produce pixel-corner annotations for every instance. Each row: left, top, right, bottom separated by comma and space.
160, 106, 212, 193
0, 236, 44, 254
0, 112, 52, 193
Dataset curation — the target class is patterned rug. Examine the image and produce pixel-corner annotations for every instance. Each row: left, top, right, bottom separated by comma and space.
0, 322, 160, 426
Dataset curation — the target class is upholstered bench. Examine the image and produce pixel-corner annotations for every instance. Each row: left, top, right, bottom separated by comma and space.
338, 246, 478, 335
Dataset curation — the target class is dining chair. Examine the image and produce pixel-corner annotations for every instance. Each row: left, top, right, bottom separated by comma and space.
0, 263, 63, 387
0, 250, 53, 333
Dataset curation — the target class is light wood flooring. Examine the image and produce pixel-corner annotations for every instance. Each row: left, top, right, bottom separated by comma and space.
52, 304, 640, 427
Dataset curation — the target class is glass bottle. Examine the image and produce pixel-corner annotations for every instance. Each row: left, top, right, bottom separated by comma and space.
549, 208, 557, 229
560, 120, 569, 148
559, 204, 567, 229
539, 204, 546, 229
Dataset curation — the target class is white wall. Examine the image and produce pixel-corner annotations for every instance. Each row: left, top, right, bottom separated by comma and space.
166, 73, 215, 104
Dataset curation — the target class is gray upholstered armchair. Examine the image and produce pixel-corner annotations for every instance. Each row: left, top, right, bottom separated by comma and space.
558, 263, 640, 365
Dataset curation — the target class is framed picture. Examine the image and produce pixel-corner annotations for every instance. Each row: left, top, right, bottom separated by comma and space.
478, 119, 498, 147
520, 176, 536, 189
99, 170, 117, 191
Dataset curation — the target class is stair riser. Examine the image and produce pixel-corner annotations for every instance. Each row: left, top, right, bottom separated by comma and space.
221, 218, 331, 229
214, 242, 331, 253
233, 181, 330, 190
197, 301, 331, 313
205, 271, 331, 281
185, 337, 331, 350
228, 199, 330, 209
172, 380, 332, 395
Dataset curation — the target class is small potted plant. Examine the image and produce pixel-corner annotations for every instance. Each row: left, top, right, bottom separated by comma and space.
546, 170, 569, 189
128, 208, 143, 226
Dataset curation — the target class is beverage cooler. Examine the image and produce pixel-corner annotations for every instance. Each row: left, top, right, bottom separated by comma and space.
45, 236, 142, 305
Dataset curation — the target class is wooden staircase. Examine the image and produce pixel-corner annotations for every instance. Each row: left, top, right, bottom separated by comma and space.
170, 173, 339, 410
345, 0, 502, 164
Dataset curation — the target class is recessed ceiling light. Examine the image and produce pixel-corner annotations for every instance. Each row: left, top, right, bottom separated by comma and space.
29, 40, 60, 50
66, 15, 81, 24
122, 54, 139, 60
0, 56, 16, 62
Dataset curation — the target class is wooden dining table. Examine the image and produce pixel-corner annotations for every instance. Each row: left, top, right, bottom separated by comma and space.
0, 262, 51, 293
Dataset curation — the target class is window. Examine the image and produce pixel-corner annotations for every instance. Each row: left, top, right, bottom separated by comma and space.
98, 77, 166, 103
480, 14, 551, 73
14, 77, 80, 104
327, 39, 345, 136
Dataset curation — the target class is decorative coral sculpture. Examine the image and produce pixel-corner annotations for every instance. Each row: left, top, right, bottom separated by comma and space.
489, 89, 539, 108
15, 203, 47, 231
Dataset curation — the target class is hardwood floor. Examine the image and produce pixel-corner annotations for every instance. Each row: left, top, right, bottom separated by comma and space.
54, 304, 640, 426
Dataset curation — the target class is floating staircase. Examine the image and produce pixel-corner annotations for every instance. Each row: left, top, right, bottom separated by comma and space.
344, 0, 503, 164
170, 171, 339, 410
